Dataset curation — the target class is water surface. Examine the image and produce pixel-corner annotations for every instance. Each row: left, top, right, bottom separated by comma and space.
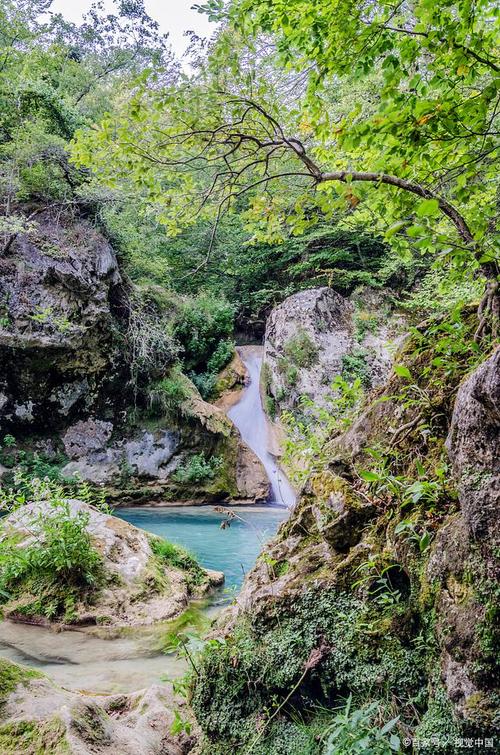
116, 504, 287, 593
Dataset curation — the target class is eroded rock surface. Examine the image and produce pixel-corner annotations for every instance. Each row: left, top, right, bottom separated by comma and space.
446, 346, 500, 539
0, 216, 126, 431
262, 286, 402, 414
263, 287, 353, 411
0, 659, 195, 754
0, 216, 267, 504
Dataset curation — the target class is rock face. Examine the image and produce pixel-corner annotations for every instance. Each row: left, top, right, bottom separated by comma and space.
0, 659, 194, 754
446, 346, 499, 540
191, 322, 499, 752
61, 424, 180, 485
262, 286, 401, 414
0, 215, 126, 431
263, 287, 353, 411
1, 499, 223, 626
429, 346, 500, 721
0, 215, 268, 504
55, 385, 268, 504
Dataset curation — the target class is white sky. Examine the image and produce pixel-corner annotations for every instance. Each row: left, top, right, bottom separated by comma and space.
49, 0, 216, 58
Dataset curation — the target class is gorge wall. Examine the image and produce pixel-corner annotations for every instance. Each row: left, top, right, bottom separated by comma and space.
191, 312, 499, 754
0, 211, 268, 505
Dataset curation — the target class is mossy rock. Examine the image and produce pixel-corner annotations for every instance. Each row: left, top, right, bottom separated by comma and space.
0, 717, 70, 755
0, 659, 43, 705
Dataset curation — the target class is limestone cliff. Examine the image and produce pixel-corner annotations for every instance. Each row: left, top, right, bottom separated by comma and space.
262, 286, 405, 414
0, 211, 267, 504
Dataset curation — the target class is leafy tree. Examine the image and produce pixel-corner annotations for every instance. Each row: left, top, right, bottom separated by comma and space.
73, 0, 499, 336
0, 0, 176, 243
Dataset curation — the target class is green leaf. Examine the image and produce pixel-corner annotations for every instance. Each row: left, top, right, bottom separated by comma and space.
406, 224, 426, 238
380, 715, 399, 735
385, 221, 406, 239
419, 532, 431, 551
359, 470, 381, 482
393, 364, 412, 379
416, 198, 440, 217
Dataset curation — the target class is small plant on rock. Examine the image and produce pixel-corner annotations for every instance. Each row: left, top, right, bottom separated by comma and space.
322, 695, 400, 754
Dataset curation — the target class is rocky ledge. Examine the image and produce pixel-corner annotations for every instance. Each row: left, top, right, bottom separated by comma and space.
0, 500, 223, 627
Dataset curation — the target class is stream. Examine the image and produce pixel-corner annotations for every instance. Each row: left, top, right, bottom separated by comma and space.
0, 347, 294, 693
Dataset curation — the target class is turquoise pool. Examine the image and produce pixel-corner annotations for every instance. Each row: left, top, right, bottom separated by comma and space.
115, 505, 288, 593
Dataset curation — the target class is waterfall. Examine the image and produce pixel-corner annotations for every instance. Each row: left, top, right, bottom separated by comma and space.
228, 346, 296, 508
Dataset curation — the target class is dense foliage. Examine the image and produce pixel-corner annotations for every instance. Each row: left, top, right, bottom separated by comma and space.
72, 1, 498, 335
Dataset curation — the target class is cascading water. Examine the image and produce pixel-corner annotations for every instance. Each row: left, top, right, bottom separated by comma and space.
228, 345, 296, 508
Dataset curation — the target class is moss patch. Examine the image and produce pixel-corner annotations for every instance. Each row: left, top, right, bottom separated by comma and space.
0, 717, 70, 754
0, 660, 43, 704
191, 588, 427, 749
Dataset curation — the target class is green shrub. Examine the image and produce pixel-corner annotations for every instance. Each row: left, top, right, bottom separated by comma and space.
174, 294, 235, 372
189, 371, 217, 400
147, 366, 191, 419
0, 493, 105, 621
282, 376, 363, 485
172, 454, 223, 484
277, 357, 299, 387
188, 338, 235, 399
0, 437, 67, 483
207, 339, 235, 374
353, 310, 380, 341
283, 330, 318, 368
151, 538, 205, 589
341, 348, 371, 387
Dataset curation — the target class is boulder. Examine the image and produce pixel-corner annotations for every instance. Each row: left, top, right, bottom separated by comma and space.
234, 440, 270, 503
262, 286, 401, 414
61, 426, 180, 485
263, 287, 353, 411
1, 499, 223, 627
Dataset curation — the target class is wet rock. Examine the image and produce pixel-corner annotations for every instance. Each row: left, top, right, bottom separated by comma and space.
234, 440, 270, 502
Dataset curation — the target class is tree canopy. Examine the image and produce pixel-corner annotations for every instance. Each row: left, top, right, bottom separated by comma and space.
72, 0, 498, 310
